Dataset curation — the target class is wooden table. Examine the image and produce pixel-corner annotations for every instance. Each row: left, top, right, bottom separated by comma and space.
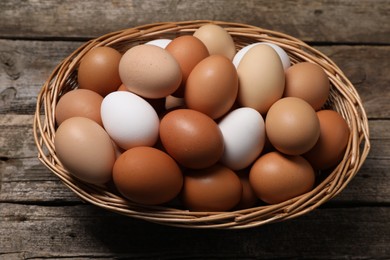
1, 1, 389, 259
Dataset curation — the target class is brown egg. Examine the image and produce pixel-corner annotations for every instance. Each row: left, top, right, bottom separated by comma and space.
249, 151, 315, 204
119, 44, 182, 99
113, 146, 183, 205
159, 109, 224, 169
304, 110, 350, 170
54, 117, 116, 185
181, 164, 242, 211
283, 62, 330, 111
185, 55, 238, 119
235, 169, 258, 209
55, 89, 103, 126
77, 46, 122, 96
266, 97, 320, 155
165, 35, 209, 97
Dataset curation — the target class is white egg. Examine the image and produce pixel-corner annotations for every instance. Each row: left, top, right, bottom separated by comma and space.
233, 42, 291, 70
218, 107, 266, 170
101, 91, 159, 150
145, 39, 172, 49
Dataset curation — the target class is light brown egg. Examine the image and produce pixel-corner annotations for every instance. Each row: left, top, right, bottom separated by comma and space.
266, 97, 320, 155
77, 46, 122, 96
235, 169, 258, 209
159, 109, 224, 169
181, 164, 242, 211
113, 146, 183, 205
283, 62, 330, 110
304, 110, 350, 170
55, 89, 103, 126
185, 55, 238, 119
119, 44, 182, 99
193, 24, 236, 60
54, 117, 116, 185
237, 44, 285, 115
165, 35, 209, 97
249, 151, 315, 204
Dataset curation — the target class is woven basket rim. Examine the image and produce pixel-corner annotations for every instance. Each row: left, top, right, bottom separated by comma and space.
33, 20, 370, 229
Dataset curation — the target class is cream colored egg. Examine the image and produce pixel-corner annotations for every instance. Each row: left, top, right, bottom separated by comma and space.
193, 24, 236, 60
237, 44, 285, 115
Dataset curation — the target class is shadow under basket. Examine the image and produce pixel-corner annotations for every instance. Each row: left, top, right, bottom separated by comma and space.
33, 20, 370, 229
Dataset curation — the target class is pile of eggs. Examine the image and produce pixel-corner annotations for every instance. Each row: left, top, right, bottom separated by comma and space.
54, 24, 350, 211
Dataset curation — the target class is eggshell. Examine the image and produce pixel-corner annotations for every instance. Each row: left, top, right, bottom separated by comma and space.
249, 151, 315, 204
266, 97, 320, 155
185, 55, 238, 119
304, 110, 350, 170
233, 42, 291, 70
55, 89, 103, 126
181, 164, 242, 211
101, 91, 159, 150
159, 109, 224, 169
284, 62, 330, 110
193, 24, 236, 60
77, 46, 122, 97
54, 117, 116, 185
165, 35, 209, 97
218, 107, 265, 170
113, 146, 183, 205
235, 169, 258, 209
145, 38, 172, 48
119, 44, 182, 98
237, 44, 285, 115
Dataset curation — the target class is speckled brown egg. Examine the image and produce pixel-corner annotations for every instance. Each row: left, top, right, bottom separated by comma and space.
181, 164, 242, 211
249, 151, 315, 204
159, 109, 224, 169
77, 46, 122, 96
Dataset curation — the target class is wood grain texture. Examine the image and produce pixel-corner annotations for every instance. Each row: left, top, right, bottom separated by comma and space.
0, 203, 389, 259
0, 0, 389, 43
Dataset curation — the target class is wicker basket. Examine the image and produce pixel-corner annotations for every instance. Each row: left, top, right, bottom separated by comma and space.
33, 20, 370, 229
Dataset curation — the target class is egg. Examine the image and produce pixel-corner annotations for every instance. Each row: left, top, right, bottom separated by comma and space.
218, 107, 265, 170
119, 44, 182, 98
233, 42, 291, 70
101, 91, 159, 150
193, 24, 236, 60
284, 62, 330, 110
55, 89, 103, 126
304, 110, 350, 170
235, 169, 258, 209
180, 164, 242, 211
237, 44, 285, 115
249, 151, 315, 204
185, 54, 238, 119
165, 35, 209, 97
113, 146, 183, 205
54, 117, 116, 185
266, 97, 320, 155
145, 38, 172, 48
159, 109, 224, 169
77, 46, 122, 96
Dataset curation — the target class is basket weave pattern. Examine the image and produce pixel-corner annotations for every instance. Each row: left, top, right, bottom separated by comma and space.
33, 20, 370, 229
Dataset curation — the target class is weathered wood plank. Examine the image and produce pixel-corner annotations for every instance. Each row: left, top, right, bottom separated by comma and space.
0, 0, 389, 44
1, 39, 389, 118
1, 115, 388, 204
0, 203, 389, 259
